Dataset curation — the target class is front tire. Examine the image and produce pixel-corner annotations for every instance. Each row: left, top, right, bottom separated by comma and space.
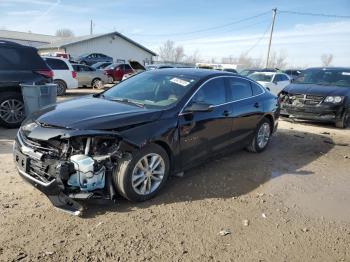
114, 144, 170, 202
335, 111, 349, 128
0, 92, 25, 128
246, 118, 272, 153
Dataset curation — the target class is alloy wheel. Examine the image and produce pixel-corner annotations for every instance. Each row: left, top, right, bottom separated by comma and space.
92, 79, 103, 89
257, 122, 271, 149
131, 153, 165, 195
0, 99, 25, 124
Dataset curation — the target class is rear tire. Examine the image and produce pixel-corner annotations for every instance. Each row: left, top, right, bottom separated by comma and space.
54, 80, 67, 96
91, 78, 103, 89
246, 118, 272, 153
335, 111, 349, 128
114, 144, 170, 202
0, 92, 25, 128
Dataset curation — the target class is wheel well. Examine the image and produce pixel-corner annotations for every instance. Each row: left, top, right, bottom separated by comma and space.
263, 114, 274, 130
91, 78, 101, 85
153, 140, 174, 169
54, 79, 67, 86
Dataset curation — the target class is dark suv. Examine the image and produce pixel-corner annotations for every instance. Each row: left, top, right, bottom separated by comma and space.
0, 41, 53, 128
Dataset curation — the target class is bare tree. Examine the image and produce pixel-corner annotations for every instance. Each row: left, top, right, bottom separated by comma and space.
321, 54, 333, 66
184, 50, 201, 64
55, 28, 74, 38
158, 40, 176, 62
268, 51, 288, 69
174, 46, 185, 63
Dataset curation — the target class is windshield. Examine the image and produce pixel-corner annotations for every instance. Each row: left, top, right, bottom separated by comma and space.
249, 73, 273, 82
294, 68, 350, 87
103, 72, 199, 109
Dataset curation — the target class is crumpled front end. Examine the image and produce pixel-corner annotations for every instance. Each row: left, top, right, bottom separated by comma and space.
279, 92, 345, 122
13, 122, 137, 215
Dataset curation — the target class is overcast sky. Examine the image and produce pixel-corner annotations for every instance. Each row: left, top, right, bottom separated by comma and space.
1, 0, 349, 67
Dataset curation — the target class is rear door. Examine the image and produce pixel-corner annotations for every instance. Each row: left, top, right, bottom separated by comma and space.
227, 77, 264, 144
179, 77, 233, 168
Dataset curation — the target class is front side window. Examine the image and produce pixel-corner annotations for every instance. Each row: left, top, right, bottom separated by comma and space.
192, 78, 226, 105
103, 72, 199, 108
227, 78, 253, 100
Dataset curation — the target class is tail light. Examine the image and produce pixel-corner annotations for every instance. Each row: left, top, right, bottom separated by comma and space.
35, 69, 54, 78
72, 71, 77, 78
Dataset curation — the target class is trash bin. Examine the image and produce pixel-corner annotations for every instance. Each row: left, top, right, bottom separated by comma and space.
20, 83, 57, 116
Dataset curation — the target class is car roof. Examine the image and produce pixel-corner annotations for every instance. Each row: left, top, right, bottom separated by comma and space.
149, 68, 236, 77
42, 56, 69, 62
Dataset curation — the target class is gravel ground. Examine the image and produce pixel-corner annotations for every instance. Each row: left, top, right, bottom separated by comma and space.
0, 90, 349, 261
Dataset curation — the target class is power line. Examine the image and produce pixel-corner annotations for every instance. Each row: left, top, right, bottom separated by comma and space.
278, 10, 350, 19
243, 21, 271, 55
129, 10, 271, 37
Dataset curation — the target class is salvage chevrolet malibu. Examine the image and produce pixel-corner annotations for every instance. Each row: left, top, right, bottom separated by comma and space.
279, 67, 350, 128
13, 68, 279, 215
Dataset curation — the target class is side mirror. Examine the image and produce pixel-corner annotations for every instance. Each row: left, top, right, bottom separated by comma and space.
184, 102, 213, 113
273, 80, 278, 84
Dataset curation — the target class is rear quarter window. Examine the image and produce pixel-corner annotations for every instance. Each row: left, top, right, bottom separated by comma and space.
0, 46, 48, 70
251, 82, 264, 96
45, 58, 69, 70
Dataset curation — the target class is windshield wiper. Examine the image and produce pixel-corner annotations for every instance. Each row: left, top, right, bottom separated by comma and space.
109, 97, 144, 108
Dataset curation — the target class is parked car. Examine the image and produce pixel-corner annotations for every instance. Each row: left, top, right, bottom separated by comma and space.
76, 53, 113, 66
42, 56, 78, 96
13, 68, 279, 214
91, 61, 113, 70
279, 67, 350, 128
240, 68, 278, 77
248, 72, 291, 95
105, 61, 145, 82
0, 41, 53, 128
145, 64, 175, 70
72, 64, 108, 88
284, 69, 303, 80
222, 68, 238, 74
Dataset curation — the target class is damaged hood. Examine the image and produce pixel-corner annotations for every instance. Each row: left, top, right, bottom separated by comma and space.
31, 96, 163, 130
283, 83, 350, 96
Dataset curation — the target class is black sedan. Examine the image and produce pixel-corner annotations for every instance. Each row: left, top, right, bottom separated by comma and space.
279, 67, 350, 128
13, 69, 279, 215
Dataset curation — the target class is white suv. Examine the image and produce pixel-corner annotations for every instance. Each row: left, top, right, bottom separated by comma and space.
42, 56, 78, 95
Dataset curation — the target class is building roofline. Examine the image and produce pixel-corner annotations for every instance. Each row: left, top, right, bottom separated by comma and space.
38, 31, 157, 56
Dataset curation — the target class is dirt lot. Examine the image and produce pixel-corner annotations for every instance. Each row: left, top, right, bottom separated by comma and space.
0, 89, 349, 261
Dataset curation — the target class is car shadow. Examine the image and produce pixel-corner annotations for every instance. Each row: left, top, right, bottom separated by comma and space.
81, 128, 335, 218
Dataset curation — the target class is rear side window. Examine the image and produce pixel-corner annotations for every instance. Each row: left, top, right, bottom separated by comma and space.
124, 64, 132, 70
45, 58, 69, 70
251, 82, 264, 96
227, 78, 253, 100
0, 46, 48, 70
193, 78, 226, 105
274, 74, 289, 81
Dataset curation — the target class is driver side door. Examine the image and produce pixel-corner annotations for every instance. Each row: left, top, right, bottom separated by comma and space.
178, 77, 233, 169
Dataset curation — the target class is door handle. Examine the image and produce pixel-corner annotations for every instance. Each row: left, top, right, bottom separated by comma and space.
254, 102, 260, 108
223, 110, 230, 117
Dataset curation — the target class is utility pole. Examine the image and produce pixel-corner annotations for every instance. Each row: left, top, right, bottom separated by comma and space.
265, 8, 277, 68
90, 19, 93, 35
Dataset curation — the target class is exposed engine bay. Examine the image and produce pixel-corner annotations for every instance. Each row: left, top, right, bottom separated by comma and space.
14, 122, 138, 215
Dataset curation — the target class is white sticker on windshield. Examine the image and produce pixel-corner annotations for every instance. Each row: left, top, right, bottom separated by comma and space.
170, 77, 190, 87
342, 72, 350, 75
